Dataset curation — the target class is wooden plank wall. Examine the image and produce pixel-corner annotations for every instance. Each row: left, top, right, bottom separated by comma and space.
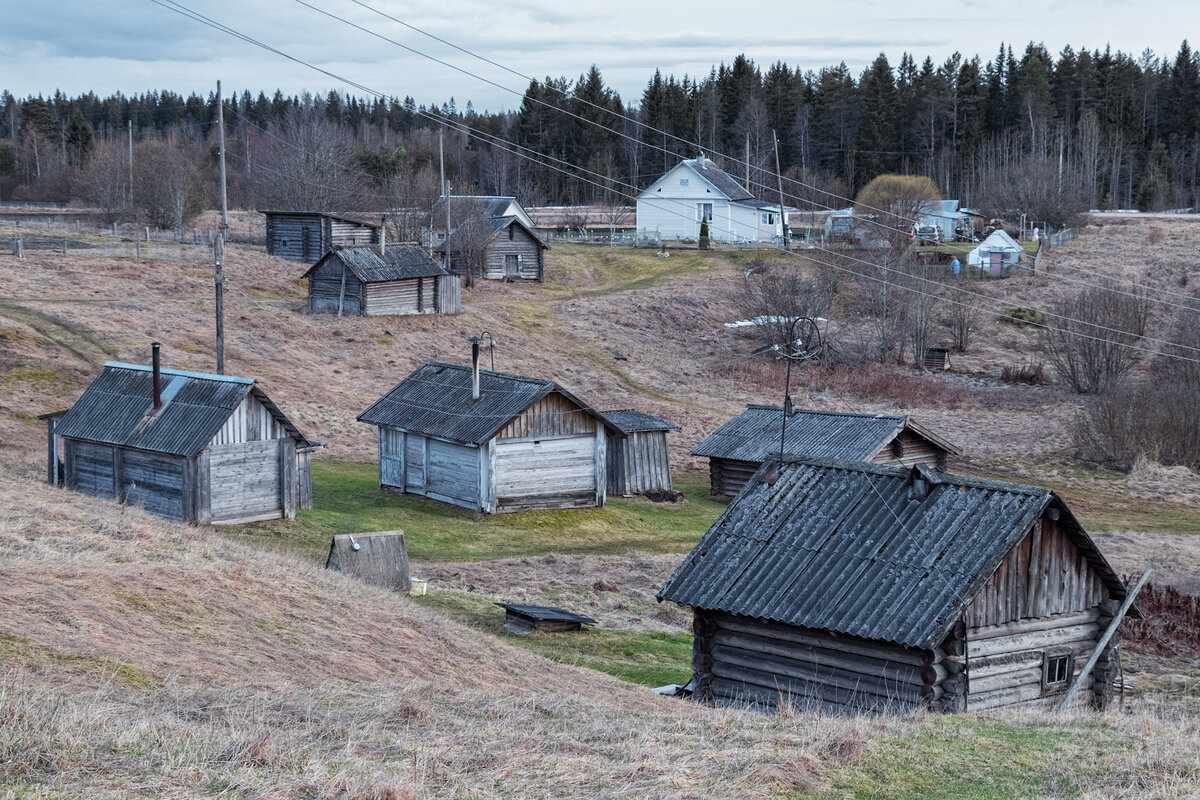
328, 219, 378, 247
328, 531, 410, 592
307, 259, 364, 315
425, 438, 481, 506
120, 449, 186, 521
69, 440, 116, 497
871, 429, 946, 469
493, 435, 597, 511
963, 518, 1108, 629
267, 215, 326, 261
608, 430, 672, 496
364, 279, 422, 315
708, 458, 760, 497
497, 393, 596, 440
209, 394, 288, 447
207, 439, 283, 523
483, 228, 543, 281
437, 274, 461, 314
699, 612, 944, 714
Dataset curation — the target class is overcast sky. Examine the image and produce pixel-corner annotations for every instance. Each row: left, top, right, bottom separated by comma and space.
2, 1, 1193, 112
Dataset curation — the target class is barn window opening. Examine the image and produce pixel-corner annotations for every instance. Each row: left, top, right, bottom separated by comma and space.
679, 178, 689, 187
1043, 653, 1073, 692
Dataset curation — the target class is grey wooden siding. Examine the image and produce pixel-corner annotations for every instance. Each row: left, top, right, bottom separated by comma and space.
380, 428, 405, 488
497, 393, 596, 439
404, 434, 425, 492
208, 439, 283, 523
493, 435, 596, 511
426, 439, 480, 506
437, 274, 461, 313
209, 394, 287, 447
871, 429, 948, 469
267, 214, 378, 261
607, 430, 672, 496
483, 227, 543, 281
306, 259, 364, 315
71, 440, 116, 497
120, 449, 185, 521
695, 611, 935, 714
363, 278, 433, 316
708, 458, 760, 497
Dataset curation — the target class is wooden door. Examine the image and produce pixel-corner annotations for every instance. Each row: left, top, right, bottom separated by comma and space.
504, 254, 519, 279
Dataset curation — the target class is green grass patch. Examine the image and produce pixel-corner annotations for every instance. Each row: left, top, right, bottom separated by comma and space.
2, 363, 67, 390
0, 634, 159, 689
415, 589, 693, 687
229, 461, 725, 563
819, 715, 1110, 799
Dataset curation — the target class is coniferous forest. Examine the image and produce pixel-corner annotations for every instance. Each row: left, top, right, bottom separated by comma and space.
2, 41, 1199, 228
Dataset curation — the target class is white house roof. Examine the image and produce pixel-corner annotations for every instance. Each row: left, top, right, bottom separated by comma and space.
639, 156, 757, 203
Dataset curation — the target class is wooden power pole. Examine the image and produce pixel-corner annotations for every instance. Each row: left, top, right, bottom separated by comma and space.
214, 80, 227, 374
127, 119, 133, 204
773, 130, 788, 248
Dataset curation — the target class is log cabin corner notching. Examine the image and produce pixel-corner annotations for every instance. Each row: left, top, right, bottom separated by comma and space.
50, 361, 317, 524
357, 362, 621, 513
658, 457, 1135, 714
691, 405, 961, 497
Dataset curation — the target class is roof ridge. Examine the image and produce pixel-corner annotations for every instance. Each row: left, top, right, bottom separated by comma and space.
103, 362, 254, 385
776, 453, 1048, 495
422, 361, 556, 386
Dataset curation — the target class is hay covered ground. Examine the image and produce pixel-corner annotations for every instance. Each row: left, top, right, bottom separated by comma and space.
2, 212, 1200, 796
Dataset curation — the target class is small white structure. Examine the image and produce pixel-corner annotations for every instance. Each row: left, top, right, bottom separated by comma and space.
918, 200, 971, 242
636, 154, 792, 243
967, 230, 1023, 275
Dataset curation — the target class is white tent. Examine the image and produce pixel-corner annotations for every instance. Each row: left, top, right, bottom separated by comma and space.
967, 230, 1023, 274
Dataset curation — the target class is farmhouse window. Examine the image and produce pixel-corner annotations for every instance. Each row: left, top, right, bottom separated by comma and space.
762, 213, 775, 225
1043, 653, 1073, 692
680, 178, 689, 187
697, 203, 713, 222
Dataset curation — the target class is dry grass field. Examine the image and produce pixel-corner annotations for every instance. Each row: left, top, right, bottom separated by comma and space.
2, 212, 1200, 797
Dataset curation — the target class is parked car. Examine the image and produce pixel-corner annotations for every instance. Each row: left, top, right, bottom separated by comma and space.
911, 224, 941, 244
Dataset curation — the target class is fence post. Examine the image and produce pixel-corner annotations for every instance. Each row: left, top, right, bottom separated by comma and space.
62, 237, 67, 255
135, 238, 140, 259
145, 226, 150, 242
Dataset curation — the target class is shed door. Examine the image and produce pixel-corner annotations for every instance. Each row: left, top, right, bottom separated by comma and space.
404, 435, 426, 492
73, 441, 115, 497
494, 435, 595, 510
990, 251, 1003, 275
504, 254, 519, 279
209, 440, 283, 522
380, 428, 404, 488
120, 450, 185, 521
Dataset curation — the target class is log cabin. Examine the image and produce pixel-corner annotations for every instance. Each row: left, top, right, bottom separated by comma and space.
302, 244, 460, 316
357, 358, 621, 513
691, 405, 961, 497
658, 456, 1136, 714
600, 408, 679, 497
262, 211, 381, 261
436, 215, 549, 282
48, 345, 317, 524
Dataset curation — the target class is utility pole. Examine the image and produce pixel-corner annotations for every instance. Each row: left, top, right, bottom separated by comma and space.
744, 134, 750, 190
127, 119, 133, 204
439, 127, 452, 276
214, 80, 227, 374
773, 130, 788, 248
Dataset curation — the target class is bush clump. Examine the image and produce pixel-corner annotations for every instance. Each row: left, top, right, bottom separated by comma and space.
998, 307, 1044, 326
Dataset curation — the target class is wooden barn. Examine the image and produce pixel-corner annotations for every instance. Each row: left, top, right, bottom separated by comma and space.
357, 359, 621, 513
301, 244, 460, 316
437, 215, 549, 282
658, 456, 1138, 714
262, 210, 380, 261
691, 405, 960, 497
601, 408, 679, 497
48, 346, 317, 524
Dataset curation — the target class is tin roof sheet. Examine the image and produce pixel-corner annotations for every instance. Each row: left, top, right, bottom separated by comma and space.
691, 406, 907, 463
601, 408, 680, 433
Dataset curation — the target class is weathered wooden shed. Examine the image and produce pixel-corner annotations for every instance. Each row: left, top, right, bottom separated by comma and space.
302, 244, 460, 316
357, 361, 622, 513
262, 211, 380, 261
691, 405, 961, 497
658, 456, 1137, 714
437, 215, 549, 281
326, 531, 411, 592
601, 408, 679, 497
49, 349, 317, 524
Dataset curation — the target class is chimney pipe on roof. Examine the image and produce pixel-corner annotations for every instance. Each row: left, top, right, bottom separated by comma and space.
469, 335, 482, 400
151, 341, 162, 409
379, 215, 387, 257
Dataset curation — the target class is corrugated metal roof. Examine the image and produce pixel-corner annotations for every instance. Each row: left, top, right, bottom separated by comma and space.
691, 405, 909, 462
495, 603, 596, 624
303, 245, 448, 282
435, 215, 549, 253
601, 408, 680, 433
431, 196, 517, 220
55, 363, 310, 457
658, 458, 1106, 649
258, 210, 381, 228
357, 361, 618, 445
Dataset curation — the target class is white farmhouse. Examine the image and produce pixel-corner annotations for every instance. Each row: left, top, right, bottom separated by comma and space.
636, 154, 791, 243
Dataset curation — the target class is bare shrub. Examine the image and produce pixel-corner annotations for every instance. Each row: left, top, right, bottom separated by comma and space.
1000, 362, 1049, 385
1040, 284, 1149, 394
941, 302, 980, 352
1072, 380, 1200, 469
1157, 297, 1200, 390
735, 257, 838, 365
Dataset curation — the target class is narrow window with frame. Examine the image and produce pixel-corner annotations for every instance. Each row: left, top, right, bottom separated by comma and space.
1042, 653, 1074, 693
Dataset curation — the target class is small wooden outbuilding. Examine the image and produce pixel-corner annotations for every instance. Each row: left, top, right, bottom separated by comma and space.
262, 210, 380, 261
658, 456, 1137, 714
437, 215, 549, 281
326, 531, 411, 592
601, 408, 679, 497
691, 405, 961, 497
302, 244, 460, 316
357, 360, 622, 513
49, 348, 317, 524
